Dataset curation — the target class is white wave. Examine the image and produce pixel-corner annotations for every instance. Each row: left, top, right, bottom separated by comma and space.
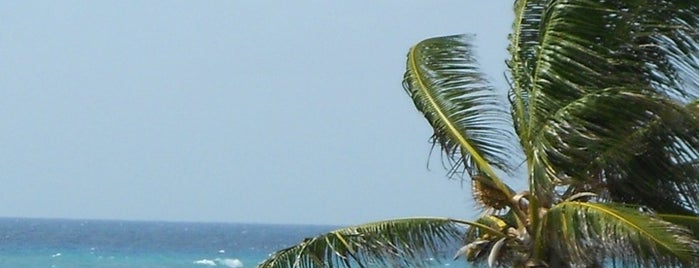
51, 253, 61, 258
218, 258, 243, 268
193, 258, 243, 267
193, 259, 217, 266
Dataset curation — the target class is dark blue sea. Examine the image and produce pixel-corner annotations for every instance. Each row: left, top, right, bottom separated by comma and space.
0, 218, 462, 267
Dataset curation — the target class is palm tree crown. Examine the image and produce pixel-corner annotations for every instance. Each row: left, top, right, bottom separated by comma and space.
260, 1, 699, 267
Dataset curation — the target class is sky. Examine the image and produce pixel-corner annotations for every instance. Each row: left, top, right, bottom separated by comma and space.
0, 1, 513, 226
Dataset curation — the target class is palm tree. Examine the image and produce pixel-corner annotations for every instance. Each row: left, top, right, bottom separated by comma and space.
259, 1, 699, 267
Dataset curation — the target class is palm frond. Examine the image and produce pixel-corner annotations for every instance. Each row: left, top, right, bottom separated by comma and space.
540, 202, 699, 267
550, 96, 699, 214
509, 0, 699, 202
258, 218, 466, 268
403, 34, 518, 196
602, 138, 699, 215
523, 0, 699, 134
533, 87, 699, 214
659, 214, 699, 238
690, 99, 699, 114
508, 0, 548, 147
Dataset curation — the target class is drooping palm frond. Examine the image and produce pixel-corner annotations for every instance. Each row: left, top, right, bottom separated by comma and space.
258, 218, 467, 268
519, 0, 699, 135
403, 34, 518, 199
642, 1, 699, 102
690, 99, 699, 113
601, 126, 699, 215
540, 202, 699, 267
536, 87, 699, 214
508, 0, 699, 204
659, 214, 699, 238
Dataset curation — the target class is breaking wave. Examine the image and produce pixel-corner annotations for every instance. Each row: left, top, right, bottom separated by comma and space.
193, 258, 243, 267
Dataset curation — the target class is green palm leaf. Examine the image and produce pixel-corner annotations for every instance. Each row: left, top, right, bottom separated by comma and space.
523, 0, 699, 134
601, 131, 699, 215
258, 218, 467, 268
690, 99, 699, 113
509, 0, 699, 202
541, 202, 699, 267
538, 88, 699, 214
508, 0, 548, 145
403, 34, 518, 197
659, 214, 699, 238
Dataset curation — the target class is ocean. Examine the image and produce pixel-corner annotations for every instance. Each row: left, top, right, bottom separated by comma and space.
0, 218, 462, 268
0, 217, 334, 268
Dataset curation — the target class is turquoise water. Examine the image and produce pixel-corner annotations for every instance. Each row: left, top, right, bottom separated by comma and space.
0, 218, 331, 267
0, 218, 463, 267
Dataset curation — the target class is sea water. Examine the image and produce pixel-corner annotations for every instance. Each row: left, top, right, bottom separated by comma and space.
0, 217, 333, 268
0, 218, 463, 267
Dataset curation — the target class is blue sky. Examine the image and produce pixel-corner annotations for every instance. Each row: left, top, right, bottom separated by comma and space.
0, 1, 513, 225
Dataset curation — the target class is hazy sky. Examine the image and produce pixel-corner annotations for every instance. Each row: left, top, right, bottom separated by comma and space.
1, 1, 513, 225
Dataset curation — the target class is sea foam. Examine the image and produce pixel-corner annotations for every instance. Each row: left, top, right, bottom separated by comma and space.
194, 259, 217, 266
193, 258, 243, 267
